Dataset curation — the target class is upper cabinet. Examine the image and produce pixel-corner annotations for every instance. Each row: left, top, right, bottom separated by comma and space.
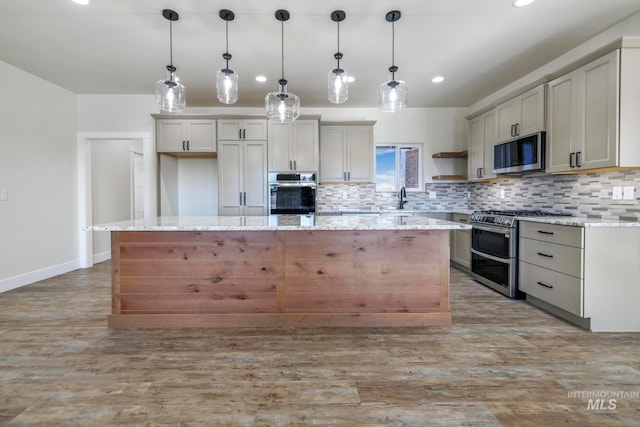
268, 119, 319, 172
156, 119, 216, 153
546, 50, 640, 173
218, 119, 268, 141
468, 109, 497, 181
320, 123, 375, 183
495, 84, 545, 143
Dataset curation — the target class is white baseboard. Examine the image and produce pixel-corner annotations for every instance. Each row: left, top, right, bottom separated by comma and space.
93, 250, 111, 264
0, 260, 81, 293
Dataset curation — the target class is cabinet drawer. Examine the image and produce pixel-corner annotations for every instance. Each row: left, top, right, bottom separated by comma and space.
519, 221, 583, 248
519, 237, 583, 277
452, 213, 470, 223
519, 261, 583, 316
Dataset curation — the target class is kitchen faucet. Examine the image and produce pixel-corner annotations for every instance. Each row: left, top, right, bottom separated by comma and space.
399, 187, 408, 210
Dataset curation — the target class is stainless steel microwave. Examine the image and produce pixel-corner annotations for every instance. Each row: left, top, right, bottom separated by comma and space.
493, 131, 545, 174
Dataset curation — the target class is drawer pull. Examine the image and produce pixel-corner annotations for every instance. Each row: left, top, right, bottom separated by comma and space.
537, 252, 553, 258
536, 281, 553, 289
537, 230, 554, 235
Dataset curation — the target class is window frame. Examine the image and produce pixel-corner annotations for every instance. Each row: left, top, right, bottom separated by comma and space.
374, 143, 423, 192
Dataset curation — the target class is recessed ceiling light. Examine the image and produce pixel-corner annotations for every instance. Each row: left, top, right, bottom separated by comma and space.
72, 0, 90, 5
432, 76, 444, 83
255, 75, 267, 83
512, 0, 535, 7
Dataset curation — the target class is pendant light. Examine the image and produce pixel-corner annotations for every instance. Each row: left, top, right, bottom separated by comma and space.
265, 9, 300, 123
328, 10, 348, 104
216, 9, 238, 104
379, 10, 407, 112
155, 9, 186, 113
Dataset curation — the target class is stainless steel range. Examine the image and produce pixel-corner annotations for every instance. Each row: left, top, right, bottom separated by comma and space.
469, 210, 564, 298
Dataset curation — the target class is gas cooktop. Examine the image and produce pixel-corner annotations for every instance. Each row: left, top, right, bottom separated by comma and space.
470, 210, 569, 227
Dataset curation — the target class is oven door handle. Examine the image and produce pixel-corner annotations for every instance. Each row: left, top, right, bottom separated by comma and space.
269, 183, 317, 188
471, 248, 511, 264
471, 224, 511, 236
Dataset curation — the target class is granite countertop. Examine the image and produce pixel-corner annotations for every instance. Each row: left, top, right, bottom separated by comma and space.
87, 215, 472, 232
518, 216, 640, 228
317, 209, 474, 216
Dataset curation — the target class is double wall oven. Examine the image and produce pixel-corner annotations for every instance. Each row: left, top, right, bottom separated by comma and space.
469, 210, 563, 298
268, 172, 317, 215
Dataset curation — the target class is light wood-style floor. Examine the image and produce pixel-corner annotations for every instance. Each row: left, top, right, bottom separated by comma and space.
1, 262, 639, 426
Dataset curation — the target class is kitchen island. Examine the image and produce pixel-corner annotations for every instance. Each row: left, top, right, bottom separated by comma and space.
90, 215, 470, 329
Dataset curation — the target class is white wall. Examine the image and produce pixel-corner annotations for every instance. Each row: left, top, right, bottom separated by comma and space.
178, 158, 218, 216
0, 60, 78, 292
91, 140, 132, 261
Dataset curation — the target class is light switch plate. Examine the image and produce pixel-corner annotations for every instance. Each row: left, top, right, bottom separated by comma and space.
428, 191, 437, 199
0, 189, 7, 201
623, 186, 635, 201
612, 186, 623, 200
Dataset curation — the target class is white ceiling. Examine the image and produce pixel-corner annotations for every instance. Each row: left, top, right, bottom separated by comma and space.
1, 0, 640, 109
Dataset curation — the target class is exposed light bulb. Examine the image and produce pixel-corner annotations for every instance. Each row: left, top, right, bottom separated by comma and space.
432, 76, 444, 83
389, 88, 398, 102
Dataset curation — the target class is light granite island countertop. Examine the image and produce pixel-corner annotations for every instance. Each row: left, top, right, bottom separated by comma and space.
89, 215, 466, 329
88, 214, 472, 232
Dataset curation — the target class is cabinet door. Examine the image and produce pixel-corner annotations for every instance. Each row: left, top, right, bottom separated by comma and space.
346, 126, 373, 182
578, 50, 619, 170
293, 120, 319, 172
268, 122, 292, 171
218, 141, 243, 215
185, 120, 216, 152
495, 99, 517, 143
243, 120, 268, 140
518, 85, 545, 137
156, 120, 186, 152
546, 72, 576, 173
243, 141, 268, 216
320, 126, 347, 182
217, 120, 243, 141
467, 115, 483, 181
482, 110, 497, 179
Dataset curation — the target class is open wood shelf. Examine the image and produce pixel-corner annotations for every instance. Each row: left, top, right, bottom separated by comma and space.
431, 150, 468, 158
431, 174, 468, 181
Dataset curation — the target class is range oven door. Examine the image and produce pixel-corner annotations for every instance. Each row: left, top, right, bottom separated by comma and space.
269, 184, 316, 215
470, 223, 517, 297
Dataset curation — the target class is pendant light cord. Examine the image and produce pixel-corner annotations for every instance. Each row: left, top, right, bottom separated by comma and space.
225, 20, 229, 70
281, 19, 285, 83
169, 20, 173, 69
391, 20, 395, 81
337, 21, 340, 69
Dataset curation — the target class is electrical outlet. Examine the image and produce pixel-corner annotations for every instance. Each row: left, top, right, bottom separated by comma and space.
623, 186, 635, 201
429, 191, 437, 199
466, 191, 471, 199
612, 186, 623, 200
499, 189, 506, 199
0, 190, 7, 201
342, 191, 348, 199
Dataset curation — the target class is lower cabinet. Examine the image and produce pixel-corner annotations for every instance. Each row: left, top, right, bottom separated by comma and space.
450, 213, 471, 271
518, 220, 640, 332
218, 140, 268, 216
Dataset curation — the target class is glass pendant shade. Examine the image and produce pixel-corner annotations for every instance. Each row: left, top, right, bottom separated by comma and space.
156, 67, 186, 113
216, 67, 238, 104
265, 81, 300, 123
328, 68, 349, 104
379, 78, 407, 112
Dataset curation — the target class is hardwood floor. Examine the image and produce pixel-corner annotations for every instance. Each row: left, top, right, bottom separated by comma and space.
1, 262, 638, 426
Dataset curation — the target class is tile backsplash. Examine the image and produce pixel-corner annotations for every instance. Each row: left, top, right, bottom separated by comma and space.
317, 169, 640, 221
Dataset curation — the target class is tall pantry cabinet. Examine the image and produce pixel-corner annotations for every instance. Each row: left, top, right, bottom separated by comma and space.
218, 119, 268, 216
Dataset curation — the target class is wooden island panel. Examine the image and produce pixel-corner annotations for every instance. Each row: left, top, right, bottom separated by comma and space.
108, 229, 451, 328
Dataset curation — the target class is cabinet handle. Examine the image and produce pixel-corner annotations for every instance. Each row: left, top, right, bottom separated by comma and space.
510, 124, 514, 137
343, 172, 346, 181
537, 252, 554, 258
347, 171, 350, 181
293, 160, 297, 171
536, 281, 554, 289
238, 129, 242, 140
182, 140, 186, 151
459, 219, 468, 223
289, 160, 293, 170
515, 123, 520, 136
243, 129, 246, 140
537, 230, 554, 235
186, 140, 190, 151
576, 151, 582, 167
239, 192, 243, 205
569, 152, 575, 168
243, 192, 247, 206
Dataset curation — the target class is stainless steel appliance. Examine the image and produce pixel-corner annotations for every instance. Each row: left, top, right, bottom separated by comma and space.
493, 131, 545, 174
268, 172, 317, 215
469, 209, 562, 298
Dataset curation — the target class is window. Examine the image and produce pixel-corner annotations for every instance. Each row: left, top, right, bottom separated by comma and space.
375, 144, 422, 192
